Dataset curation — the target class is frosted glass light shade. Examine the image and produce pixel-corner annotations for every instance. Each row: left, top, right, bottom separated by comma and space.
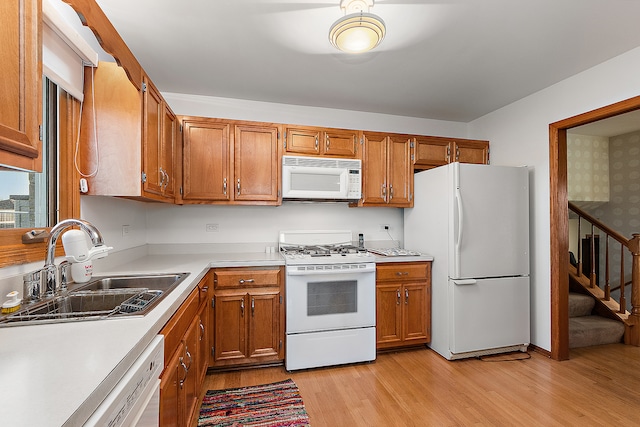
329, 12, 386, 53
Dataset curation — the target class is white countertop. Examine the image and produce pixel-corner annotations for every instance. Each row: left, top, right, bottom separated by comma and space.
0, 247, 432, 426
0, 250, 284, 427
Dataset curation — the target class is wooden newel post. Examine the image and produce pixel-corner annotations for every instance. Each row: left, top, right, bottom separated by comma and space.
629, 234, 640, 346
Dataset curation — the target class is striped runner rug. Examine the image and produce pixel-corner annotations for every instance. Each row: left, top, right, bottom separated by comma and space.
198, 379, 310, 426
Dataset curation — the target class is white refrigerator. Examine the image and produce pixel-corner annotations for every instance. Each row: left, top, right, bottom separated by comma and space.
404, 162, 530, 360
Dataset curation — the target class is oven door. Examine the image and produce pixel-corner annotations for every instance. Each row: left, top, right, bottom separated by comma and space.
286, 263, 376, 334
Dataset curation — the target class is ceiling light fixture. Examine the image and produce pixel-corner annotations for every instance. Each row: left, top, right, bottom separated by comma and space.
329, 0, 386, 54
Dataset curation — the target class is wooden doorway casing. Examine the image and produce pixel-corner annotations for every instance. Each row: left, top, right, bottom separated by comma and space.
549, 95, 640, 360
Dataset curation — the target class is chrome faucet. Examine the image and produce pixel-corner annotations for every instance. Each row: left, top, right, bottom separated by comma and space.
24, 219, 112, 302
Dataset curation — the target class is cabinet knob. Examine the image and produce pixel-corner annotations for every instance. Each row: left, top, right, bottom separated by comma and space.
396, 289, 401, 305
237, 178, 241, 196
223, 177, 227, 195
405, 288, 409, 304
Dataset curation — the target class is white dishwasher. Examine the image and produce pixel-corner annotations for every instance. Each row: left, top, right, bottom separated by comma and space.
84, 335, 164, 427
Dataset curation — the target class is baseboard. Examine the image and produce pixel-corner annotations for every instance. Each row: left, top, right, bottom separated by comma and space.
529, 344, 551, 358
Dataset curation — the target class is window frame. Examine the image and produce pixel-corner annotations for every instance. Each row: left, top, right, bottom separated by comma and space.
0, 87, 81, 268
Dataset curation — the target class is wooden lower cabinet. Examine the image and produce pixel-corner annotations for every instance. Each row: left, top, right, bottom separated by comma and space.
159, 272, 211, 427
212, 267, 284, 368
376, 262, 431, 350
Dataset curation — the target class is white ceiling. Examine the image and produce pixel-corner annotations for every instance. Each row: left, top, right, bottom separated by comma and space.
73, 0, 640, 123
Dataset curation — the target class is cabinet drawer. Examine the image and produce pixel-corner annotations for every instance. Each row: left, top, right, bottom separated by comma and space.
376, 263, 428, 282
214, 268, 280, 289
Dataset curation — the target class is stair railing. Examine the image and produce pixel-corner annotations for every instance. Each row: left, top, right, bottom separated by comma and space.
569, 202, 640, 345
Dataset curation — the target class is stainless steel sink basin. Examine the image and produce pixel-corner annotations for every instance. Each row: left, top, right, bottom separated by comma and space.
0, 272, 189, 327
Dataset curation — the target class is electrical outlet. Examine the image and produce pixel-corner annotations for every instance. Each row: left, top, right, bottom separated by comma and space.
205, 223, 219, 232
379, 224, 390, 231
122, 225, 130, 238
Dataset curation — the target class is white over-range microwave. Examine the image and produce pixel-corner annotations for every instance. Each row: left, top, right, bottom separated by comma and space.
281, 155, 362, 201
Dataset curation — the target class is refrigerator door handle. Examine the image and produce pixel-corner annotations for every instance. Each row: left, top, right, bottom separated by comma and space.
452, 279, 477, 285
454, 188, 464, 277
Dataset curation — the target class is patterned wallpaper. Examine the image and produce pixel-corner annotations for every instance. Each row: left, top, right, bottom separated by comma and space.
567, 133, 609, 203
568, 130, 640, 310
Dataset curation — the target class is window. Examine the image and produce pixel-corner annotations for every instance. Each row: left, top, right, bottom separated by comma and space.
0, 78, 57, 230
0, 79, 81, 268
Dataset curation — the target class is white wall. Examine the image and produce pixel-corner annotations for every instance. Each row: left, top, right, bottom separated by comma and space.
162, 92, 469, 138
145, 202, 403, 249
469, 46, 640, 351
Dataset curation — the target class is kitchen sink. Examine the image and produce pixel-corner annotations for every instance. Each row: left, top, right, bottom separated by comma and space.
0, 272, 189, 327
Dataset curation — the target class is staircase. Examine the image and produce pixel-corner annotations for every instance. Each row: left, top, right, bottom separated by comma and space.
569, 293, 625, 348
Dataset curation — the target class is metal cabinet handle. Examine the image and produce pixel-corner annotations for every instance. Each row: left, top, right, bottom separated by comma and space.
405, 288, 409, 304
396, 271, 409, 276
163, 170, 169, 189
251, 297, 255, 317
159, 167, 165, 186
179, 357, 188, 389
199, 321, 205, 340
239, 279, 255, 284
381, 182, 387, 201
185, 346, 192, 369
389, 184, 394, 200
446, 145, 451, 162
223, 177, 227, 195
240, 298, 244, 316
326, 134, 330, 150
237, 178, 241, 196
315, 136, 318, 150
396, 289, 401, 305
456, 146, 460, 161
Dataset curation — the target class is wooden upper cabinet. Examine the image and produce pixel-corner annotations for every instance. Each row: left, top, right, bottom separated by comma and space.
80, 62, 175, 202
180, 116, 282, 205
181, 118, 231, 202
235, 124, 280, 203
360, 132, 413, 207
454, 139, 489, 165
414, 136, 489, 171
284, 126, 358, 158
0, 0, 42, 171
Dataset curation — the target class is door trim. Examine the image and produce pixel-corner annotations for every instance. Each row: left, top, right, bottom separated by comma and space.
549, 95, 640, 360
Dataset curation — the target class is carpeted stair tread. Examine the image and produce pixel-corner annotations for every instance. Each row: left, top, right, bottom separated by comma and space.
569, 293, 595, 318
569, 315, 625, 349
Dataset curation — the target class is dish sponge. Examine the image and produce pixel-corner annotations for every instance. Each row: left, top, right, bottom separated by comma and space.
1, 291, 21, 314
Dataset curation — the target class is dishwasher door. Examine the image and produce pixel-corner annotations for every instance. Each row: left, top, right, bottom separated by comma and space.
84, 335, 164, 427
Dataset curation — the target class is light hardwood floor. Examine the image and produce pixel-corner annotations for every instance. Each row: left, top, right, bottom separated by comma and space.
201, 344, 640, 426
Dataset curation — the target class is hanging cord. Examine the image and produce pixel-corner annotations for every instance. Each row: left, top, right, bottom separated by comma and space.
74, 64, 99, 178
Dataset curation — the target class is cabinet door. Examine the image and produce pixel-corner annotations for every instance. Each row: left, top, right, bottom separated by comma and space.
0, 0, 42, 171
361, 133, 388, 205
454, 140, 489, 165
182, 119, 231, 201
414, 137, 451, 170
234, 124, 280, 202
142, 76, 164, 197
376, 284, 402, 348
162, 105, 177, 198
387, 135, 412, 207
284, 126, 321, 155
247, 291, 281, 360
403, 283, 429, 343
214, 293, 247, 362
197, 300, 209, 387
183, 317, 200, 426
160, 342, 184, 427
324, 129, 358, 157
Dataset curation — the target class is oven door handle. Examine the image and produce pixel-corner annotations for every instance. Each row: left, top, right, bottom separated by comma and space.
286, 264, 376, 276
